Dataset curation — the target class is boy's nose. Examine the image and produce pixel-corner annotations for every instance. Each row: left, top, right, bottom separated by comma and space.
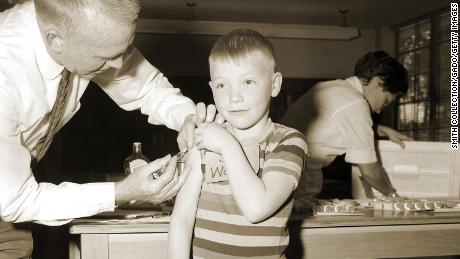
230, 95, 243, 103
230, 88, 243, 103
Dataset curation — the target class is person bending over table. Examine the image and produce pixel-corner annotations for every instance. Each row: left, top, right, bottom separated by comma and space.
281, 51, 413, 212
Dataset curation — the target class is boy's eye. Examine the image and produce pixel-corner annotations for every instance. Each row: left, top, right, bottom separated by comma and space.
211, 82, 225, 89
245, 80, 256, 86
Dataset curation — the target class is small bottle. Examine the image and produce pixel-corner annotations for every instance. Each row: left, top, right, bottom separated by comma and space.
123, 142, 150, 175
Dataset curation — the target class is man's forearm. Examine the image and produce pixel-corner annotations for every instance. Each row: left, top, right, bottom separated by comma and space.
357, 162, 397, 196
1, 179, 114, 224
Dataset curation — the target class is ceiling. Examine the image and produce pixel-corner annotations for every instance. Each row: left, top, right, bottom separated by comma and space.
138, 0, 451, 28
0, 0, 451, 28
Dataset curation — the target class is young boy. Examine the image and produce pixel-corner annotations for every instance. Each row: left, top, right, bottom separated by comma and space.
168, 28, 308, 258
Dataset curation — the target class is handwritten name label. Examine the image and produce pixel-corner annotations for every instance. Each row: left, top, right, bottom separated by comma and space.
203, 151, 228, 183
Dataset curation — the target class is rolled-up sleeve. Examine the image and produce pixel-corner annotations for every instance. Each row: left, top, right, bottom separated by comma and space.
0, 77, 115, 225
93, 48, 196, 131
332, 100, 377, 164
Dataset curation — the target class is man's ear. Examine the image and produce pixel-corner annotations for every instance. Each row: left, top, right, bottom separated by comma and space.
271, 72, 282, 97
360, 77, 369, 86
368, 76, 384, 91
44, 29, 65, 54
376, 76, 385, 88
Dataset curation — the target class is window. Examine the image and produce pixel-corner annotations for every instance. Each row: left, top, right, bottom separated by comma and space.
396, 9, 450, 141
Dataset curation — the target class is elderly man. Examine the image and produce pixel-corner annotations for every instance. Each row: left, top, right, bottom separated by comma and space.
0, 0, 215, 257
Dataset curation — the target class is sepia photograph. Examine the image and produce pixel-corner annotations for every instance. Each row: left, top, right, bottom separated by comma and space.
0, 0, 458, 258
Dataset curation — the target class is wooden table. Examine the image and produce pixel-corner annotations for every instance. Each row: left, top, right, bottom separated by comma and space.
287, 209, 460, 258
69, 209, 460, 259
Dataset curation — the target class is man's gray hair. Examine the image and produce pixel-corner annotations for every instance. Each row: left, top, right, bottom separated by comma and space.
35, 0, 140, 34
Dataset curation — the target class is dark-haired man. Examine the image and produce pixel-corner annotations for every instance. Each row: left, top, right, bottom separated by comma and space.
282, 51, 413, 211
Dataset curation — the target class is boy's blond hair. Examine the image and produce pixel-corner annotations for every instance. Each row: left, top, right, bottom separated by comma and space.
209, 28, 276, 72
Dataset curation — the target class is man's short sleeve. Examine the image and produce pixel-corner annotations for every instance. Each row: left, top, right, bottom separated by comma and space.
332, 100, 377, 164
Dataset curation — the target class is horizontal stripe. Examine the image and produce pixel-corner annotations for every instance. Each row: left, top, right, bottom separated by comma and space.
272, 136, 307, 148
264, 158, 302, 173
265, 134, 301, 149
193, 237, 287, 257
194, 227, 289, 247
269, 145, 306, 161
191, 123, 300, 259
196, 208, 287, 227
262, 165, 301, 180
281, 131, 306, 142
201, 184, 232, 195
265, 131, 286, 141
193, 246, 285, 259
264, 157, 303, 171
200, 188, 232, 199
265, 141, 279, 152
198, 197, 241, 216
197, 193, 294, 219
195, 218, 288, 236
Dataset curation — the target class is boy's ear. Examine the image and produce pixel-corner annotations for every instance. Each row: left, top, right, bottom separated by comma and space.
45, 29, 65, 54
208, 81, 213, 89
271, 72, 282, 97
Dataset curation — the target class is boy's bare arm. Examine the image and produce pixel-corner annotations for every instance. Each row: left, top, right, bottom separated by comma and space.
194, 124, 307, 223
221, 141, 298, 223
168, 147, 203, 259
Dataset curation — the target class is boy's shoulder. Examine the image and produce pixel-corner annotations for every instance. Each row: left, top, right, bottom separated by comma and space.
269, 123, 308, 147
272, 122, 306, 136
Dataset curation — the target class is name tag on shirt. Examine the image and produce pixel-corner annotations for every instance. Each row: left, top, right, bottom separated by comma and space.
202, 145, 261, 184
203, 151, 228, 183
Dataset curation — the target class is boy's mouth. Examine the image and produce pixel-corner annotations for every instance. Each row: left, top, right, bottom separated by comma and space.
228, 110, 248, 116
229, 108, 248, 113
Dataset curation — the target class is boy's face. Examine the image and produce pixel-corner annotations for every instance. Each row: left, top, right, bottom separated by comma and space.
209, 50, 281, 131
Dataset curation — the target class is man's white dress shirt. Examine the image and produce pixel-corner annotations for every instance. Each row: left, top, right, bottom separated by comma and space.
282, 76, 377, 197
0, 2, 195, 224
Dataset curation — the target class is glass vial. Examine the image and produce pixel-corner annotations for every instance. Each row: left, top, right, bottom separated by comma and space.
123, 142, 150, 175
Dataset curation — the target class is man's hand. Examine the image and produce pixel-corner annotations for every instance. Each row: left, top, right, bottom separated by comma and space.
115, 154, 191, 205
376, 124, 414, 148
177, 102, 225, 150
177, 114, 197, 151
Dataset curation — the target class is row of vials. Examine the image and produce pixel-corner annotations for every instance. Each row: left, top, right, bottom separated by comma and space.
373, 199, 459, 212
312, 198, 460, 214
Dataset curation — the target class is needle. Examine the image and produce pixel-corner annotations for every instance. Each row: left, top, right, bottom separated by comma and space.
152, 148, 189, 179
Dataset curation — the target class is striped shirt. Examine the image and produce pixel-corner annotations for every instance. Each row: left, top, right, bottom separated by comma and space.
192, 119, 308, 258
